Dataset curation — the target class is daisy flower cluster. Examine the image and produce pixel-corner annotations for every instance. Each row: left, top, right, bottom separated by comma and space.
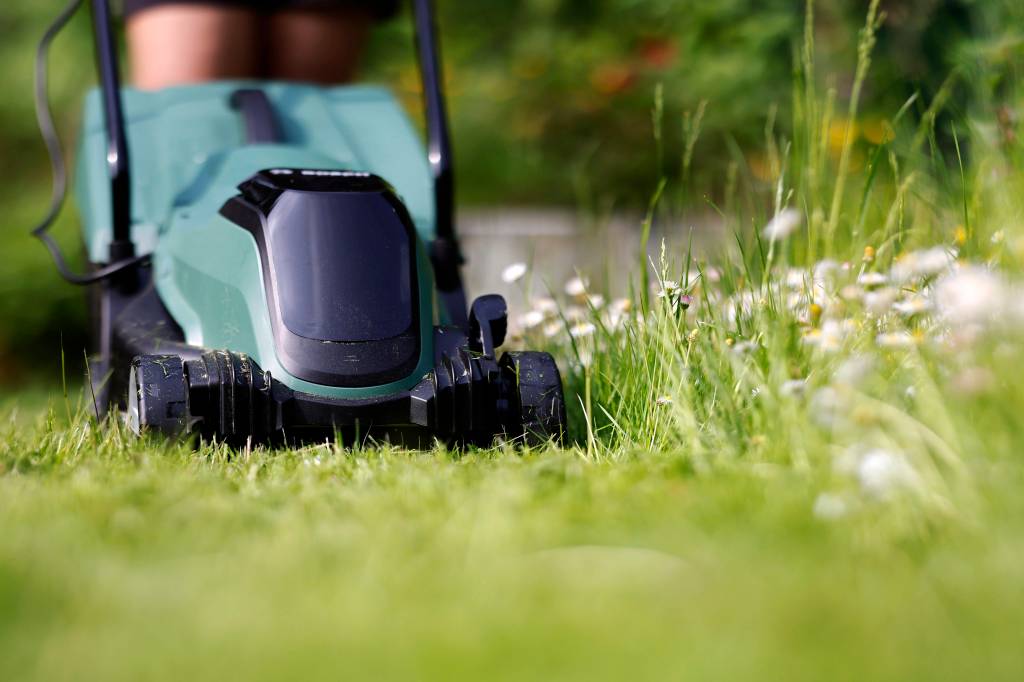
499, 230, 1023, 524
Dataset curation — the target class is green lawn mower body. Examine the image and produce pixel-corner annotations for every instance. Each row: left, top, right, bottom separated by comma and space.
59, 0, 567, 446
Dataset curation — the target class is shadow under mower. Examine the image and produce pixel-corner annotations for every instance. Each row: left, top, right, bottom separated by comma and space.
33, 0, 567, 447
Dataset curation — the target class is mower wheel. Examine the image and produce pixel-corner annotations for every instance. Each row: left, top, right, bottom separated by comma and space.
500, 351, 567, 446
127, 355, 190, 437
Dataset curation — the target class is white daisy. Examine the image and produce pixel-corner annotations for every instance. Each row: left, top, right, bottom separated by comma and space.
517, 310, 546, 330
762, 207, 803, 241
565, 276, 589, 298
857, 272, 888, 288
501, 262, 528, 284
934, 265, 1007, 325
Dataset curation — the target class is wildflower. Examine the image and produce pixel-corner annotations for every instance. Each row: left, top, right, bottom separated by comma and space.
892, 294, 931, 318
604, 298, 632, 329
857, 272, 888, 288
950, 367, 995, 397
890, 247, 955, 284
876, 331, 917, 349
803, 319, 853, 353
834, 355, 874, 386
657, 280, 691, 314
531, 297, 559, 316
784, 268, 807, 290
839, 284, 864, 301
762, 207, 803, 241
586, 294, 606, 310
813, 259, 840, 284
934, 266, 1006, 325
656, 280, 681, 298
809, 387, 845, 428
609, 297, 632, 314
809, 303, 823, 325
569, 321, 596, 338
813, 493, 849, 521
564, 305, 587, 322
954, 225, 968, 247
655, 396, 673, 406
501, 262, 528, 284
781, 379, 807, 397
543, 321, 563, 339
565, 276, 589, 298
863, 245, 876, 263
863, 287, 899, 316
731, 340, 758, 355
517, 310, 546, 330
856, 449, 920, 500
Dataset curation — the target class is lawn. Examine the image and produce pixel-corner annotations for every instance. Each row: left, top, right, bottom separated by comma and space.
3, 2, 1024, 679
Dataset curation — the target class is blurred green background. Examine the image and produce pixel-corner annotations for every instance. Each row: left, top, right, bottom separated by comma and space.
0, 0, 1008, 386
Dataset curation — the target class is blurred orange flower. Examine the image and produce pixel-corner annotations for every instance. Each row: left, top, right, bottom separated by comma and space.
590, 63, 637, 95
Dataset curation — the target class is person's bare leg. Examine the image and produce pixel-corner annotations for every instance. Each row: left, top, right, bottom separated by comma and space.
267, 9, 373, 84
127, 4, 262, 90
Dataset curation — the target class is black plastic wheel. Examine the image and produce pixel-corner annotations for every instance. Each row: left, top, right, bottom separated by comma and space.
500, 351, 568, 446
127, 355, 190, 437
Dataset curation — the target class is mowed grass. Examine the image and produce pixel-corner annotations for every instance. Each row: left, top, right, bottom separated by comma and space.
2, 409, 1023, 681
4, 6, 1024, 680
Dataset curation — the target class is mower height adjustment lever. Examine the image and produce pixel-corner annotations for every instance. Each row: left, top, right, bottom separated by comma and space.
468, 295, 508, 358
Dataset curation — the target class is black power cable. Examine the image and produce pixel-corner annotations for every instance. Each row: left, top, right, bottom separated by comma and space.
32, 0, 148, 285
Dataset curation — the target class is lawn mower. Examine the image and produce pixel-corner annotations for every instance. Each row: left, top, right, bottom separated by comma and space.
32, 0, 567, 447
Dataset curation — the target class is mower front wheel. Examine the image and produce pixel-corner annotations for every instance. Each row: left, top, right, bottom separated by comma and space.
127, 355, 191, 437
500, 351, 567, 446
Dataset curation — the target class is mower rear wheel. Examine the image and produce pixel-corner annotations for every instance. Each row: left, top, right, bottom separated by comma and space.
500, 351, 567, 446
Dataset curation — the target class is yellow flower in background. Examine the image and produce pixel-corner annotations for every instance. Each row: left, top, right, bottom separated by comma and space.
955, 225, 968, 247
861, 118, 894, 145
828, 118, 857, 158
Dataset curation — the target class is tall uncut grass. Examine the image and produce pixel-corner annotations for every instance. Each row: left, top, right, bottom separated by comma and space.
504, 0, 1024, 543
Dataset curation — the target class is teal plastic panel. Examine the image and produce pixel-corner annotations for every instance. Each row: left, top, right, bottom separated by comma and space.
76, 82, 436, 262
74, 82, 438, 397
